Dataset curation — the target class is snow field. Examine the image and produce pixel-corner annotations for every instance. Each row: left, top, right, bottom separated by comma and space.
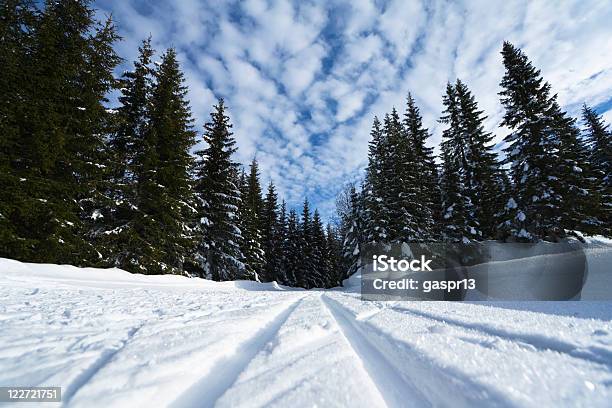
1, 257, 611, 407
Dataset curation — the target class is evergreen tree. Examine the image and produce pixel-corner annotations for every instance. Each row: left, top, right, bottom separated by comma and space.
261, 181, 282, 282
386, 107, 420, 242
195, 99, 245, 280
362, 116, 393, 244
402, 93, 439, 240
130, 48, 197, 274
582, 104, 611, 235
554, 111, 602, 236
341, 186, 364, 280
284, 209, 301, 287
439, 82, 479, 242
296, 199, 314, 288
276, 200, 289, 285
453, 79, 502, 238
1, 0, 120, 263
325, 223, 343, 287
101, 38, 155, 270
0, 0, 38, 259
309, 209, 327, 288
239, 159, 264, 279
498, 42, 597, 241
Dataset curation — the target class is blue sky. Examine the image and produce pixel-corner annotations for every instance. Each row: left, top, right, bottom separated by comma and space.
94, 0, 612, 220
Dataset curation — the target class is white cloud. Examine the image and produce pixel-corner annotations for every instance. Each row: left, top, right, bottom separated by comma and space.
97, 0, 612, 219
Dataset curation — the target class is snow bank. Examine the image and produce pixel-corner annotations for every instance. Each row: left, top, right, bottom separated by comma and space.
0, 258, 292, 292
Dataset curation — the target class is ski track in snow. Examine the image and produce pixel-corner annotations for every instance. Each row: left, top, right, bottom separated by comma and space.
170, 297, 304, 408
389, 304, 612, 370
1, 257, 612, 407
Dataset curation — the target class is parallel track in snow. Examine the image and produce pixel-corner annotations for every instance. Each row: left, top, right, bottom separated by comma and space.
389, 305, 612, 371
170, 297, 305, 408
320, 295, 514, 408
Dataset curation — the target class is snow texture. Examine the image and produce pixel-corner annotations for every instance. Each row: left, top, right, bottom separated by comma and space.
1, 243, 611, 407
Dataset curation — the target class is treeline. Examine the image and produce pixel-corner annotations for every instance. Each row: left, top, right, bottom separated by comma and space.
0, 0, 345, 288
338, 41, 611, 276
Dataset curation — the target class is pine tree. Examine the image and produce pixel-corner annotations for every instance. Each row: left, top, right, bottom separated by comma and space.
1, 0, 120, 264
261, 181, 282, 282
101, 38, 155, 270
439, 82, 479, 242
453, 79, 502, 238
309, 209, 327, 288
112, 38, 154, 185
284, 209, 301, 286
386, 107, 420, 242
296, 199, 314, 288
362, 116, 392, 244
582, 104, 611, 236
325, 223, 343, 287
498, 42, 596, 241
276, 200, 289, 285
195, 99, 245, 280
554, 110, 602, 236
341, 186, 364, 280
239, 159, 265, 279
402, 93, 439, 240
0, 0, 39, 259
129, 48, 197, 274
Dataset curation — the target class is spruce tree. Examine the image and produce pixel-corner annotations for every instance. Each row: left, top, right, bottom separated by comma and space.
439, 82, 480, 242
554, 110, 602, 236
101, 38, 155, 270
276, 200, 289, 285
261, 182, 282, 282
453, 79, 502, 239
386, 107, 419, 242
296, 199, 314, 288
284, 209, 301, 286
498, 41, 597, 241
402, 93, 439, 240
341, 186, 364, 280
582, 104, 611, 236
362, 116, 391, 244
325, 223, 343, 287
1, 0, 120, 264
239, 159, 265, 279
309, 209, 327, 288
0, 0, 38, 259
130, 48, 197, 274
195, 99, 245, 280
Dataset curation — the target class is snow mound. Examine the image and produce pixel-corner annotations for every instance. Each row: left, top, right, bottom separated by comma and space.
0, 258, 289, 292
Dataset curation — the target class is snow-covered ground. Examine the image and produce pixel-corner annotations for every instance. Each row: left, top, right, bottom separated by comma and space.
1, 248, 611, 407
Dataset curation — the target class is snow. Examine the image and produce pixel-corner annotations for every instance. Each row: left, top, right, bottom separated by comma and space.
1, 245, 612, 407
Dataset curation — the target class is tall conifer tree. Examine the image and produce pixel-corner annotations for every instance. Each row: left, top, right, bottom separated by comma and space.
261, 181, 282, 282
239, 159, 265, 279
1, 0, 120, 263
439, 82, 479, 242
130, 48, 197, 274
284, 209, 301, 287
195, 99, 245, 280
582, 104, 611, 235
102, 38, 155, 270
402, 93, 439, 240
498, 42, 598, 241
453, 79, 502, 238
362, 117, 390, 244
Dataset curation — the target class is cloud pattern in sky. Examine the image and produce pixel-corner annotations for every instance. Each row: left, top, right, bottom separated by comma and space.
95, 0, 612, 220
